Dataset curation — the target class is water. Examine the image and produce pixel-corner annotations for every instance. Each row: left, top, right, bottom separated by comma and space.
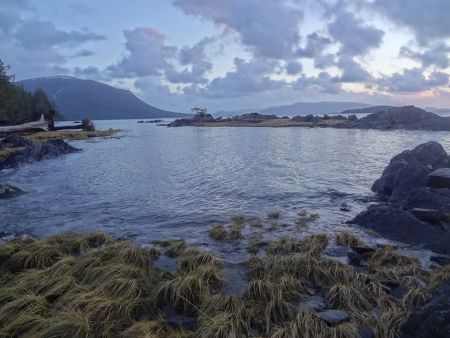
1, 120, 450, 260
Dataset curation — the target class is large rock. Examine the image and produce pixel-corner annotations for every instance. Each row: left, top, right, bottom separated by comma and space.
371, 141, 449, 205
349, 204, 450, 254
402, 187, 450, 213
401, 278, 450, 337
428, 168, 450, 189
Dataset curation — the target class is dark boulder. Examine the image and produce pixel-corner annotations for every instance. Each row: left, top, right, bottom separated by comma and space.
349, 203, 450, 254
0, 184, 25, 199
401, 278, 450, 338
409, 208, 446, 227
428, 168, 450, 189
371, 141, 449, 205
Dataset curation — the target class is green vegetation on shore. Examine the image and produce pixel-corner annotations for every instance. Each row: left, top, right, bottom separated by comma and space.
1, 218, 448, 337
0, 60, 59, 125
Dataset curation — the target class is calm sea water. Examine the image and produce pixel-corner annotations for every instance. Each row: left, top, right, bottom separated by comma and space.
1, 120, 450, 259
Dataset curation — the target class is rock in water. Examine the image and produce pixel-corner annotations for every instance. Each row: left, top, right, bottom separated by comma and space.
349, 204, 450, 254
371, 141, 448, 205
401, 278, 450, 337
0, 184, 24, 199
428, 168, 450, 189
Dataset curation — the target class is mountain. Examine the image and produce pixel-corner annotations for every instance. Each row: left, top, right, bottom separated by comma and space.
215, 101, 372, 117
340, 105, 395, 115
18, 76, 188, 120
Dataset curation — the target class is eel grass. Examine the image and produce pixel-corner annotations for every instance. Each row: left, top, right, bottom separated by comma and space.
0, 225, 447, 337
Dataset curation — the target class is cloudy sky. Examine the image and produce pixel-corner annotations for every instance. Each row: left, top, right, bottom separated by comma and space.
2, 0, 450, 112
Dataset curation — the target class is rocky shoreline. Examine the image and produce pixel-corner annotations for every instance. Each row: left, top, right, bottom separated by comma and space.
349, 141, 450, 255
0, 139, 449, 336
169, 105, 450, 131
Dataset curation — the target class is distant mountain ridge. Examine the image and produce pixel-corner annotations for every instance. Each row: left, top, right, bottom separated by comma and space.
216, 101, 372, 117
18, 76, 188, 120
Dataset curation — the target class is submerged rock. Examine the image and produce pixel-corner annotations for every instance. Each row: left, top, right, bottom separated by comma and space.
0, 184, 24, 199
299, 296, 326, 312
401, 278, 450, 337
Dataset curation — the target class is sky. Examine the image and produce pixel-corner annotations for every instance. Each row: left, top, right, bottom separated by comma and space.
1, 0, 450, 113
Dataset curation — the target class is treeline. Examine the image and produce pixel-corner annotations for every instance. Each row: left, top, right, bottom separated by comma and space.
0, 59, 59, 125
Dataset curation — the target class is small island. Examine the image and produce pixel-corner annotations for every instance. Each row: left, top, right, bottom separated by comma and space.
169, 106, 450, 131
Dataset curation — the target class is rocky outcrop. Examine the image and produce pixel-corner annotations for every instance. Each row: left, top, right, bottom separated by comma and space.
0, 135, 80, 170
354, 106, 450, 131
371, 141, 449, 205
350, 141, 450, 254
401, 278, 450, 337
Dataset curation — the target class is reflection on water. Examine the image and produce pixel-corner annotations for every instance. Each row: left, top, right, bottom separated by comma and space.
1, 120, 449, 259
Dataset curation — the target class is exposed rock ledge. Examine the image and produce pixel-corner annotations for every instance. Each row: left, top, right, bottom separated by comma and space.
0, 134, 80, 171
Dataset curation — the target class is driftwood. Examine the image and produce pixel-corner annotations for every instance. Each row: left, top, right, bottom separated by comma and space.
0, 115, 49, 132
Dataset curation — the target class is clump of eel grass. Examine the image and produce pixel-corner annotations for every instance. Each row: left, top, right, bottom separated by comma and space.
335, 230, 365, 247
208, 223, 243, 241
0, 220, 447, 338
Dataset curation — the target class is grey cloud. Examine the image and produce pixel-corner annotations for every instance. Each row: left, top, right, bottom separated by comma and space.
172, 0, 303, 59
72, 49, 95, 58
15, 19, 104, 49
377, 68, 449, 92
286, 61, 303, 75
400, 44, 450, 69
372, 0, 450, 45
201, 57, 285, 98
328, 10, 384, 56
333, 56, 372, 83
168, 37, 214, 84
107, 27, 177, 78
294, 72, 343, 94
297, 32, 332, 58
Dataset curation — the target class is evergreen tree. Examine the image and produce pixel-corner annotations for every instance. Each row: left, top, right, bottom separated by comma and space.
0, 59, 59, 125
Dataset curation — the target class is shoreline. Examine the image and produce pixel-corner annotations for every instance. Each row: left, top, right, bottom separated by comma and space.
0, 129, 120, 172
0, 226, 448, 337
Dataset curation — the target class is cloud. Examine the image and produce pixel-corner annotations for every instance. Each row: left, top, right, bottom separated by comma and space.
400, 44, 450, 69
333, 55, 372, 83
15, 19, 104, 49
377, 68, 449, 92
297, 32, 332, 58
372, 0, 450, 45
293, 72, 343, 94
165, 37, 214, 84
172, 0, 303, 59
285, 60, 303, 75
328, 9, 384, 56
107, 27, 177, 78
201, 57, 285, 98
